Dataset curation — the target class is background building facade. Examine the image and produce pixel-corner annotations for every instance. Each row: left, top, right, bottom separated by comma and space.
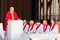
38, 0, 59, 21
0, 0, 60, 22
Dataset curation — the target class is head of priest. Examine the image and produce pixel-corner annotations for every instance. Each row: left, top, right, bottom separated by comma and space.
10, 7, 14, 13
29, 20, 34, 25
51, 18, 56, 24
43, 20, 48, 26
23, 19, 27, 24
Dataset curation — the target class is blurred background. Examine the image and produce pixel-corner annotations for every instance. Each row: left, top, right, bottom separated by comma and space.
0, 0, 60, 32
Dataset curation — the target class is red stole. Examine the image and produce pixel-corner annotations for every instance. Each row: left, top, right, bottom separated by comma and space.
43, 24, 48, 32
50, 22, 56, 31
29, 24, 34, 31
23, 24, 27, 31
36, 24, 41, 30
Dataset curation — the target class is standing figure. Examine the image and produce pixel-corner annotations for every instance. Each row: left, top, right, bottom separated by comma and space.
4, 7, 19, 31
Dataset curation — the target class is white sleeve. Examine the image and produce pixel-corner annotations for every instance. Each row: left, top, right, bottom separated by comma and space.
47, 25, 50, 34
40, 24, 44, 34
49, 24, 58, 34
53, 25, 58, 33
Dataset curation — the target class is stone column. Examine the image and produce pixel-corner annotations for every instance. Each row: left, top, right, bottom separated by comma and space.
38, 0, 40, 20
48, 7, 50, 19
51, 0, 54, 18
41, 7, 43, 20
51, 0, 58, 20
44, 0, 47, 19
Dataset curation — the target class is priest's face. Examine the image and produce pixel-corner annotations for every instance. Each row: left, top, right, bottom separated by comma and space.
43, 20, 47, 25
29, 20, 34, 25
23, 20, 27, 24
51, 19, 54, 24
10, 7, 14, 13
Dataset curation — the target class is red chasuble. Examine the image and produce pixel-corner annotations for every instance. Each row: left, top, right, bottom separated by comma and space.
4, 11, 18, 31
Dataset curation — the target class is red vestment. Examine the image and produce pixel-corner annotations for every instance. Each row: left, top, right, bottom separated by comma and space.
4, 11, 18, 31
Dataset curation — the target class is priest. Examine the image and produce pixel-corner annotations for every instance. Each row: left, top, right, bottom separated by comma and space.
28, 20, 36, 33
4, 7, 19, 31
49, 18, 58, 34
43, 20, 50, 34
23, 19, 29, 33
35, 21, 44, 34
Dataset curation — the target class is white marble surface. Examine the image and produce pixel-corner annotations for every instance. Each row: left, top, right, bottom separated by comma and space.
30, 34, 60, 40
3, 33, 60, 40
7, 20, 23, 40
0, 23, 4, 39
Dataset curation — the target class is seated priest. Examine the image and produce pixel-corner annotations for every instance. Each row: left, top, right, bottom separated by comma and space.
28, 20, 36, 33
42, 20, 50, 34
35, 21, 44, 34
4, 7, 19, 32
49, 18, 58, 34
23, 19, 29, 33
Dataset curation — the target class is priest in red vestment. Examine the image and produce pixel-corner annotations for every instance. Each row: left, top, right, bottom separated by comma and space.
4, 7, 19, 31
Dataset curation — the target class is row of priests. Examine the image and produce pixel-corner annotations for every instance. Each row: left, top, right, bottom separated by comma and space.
23, 19, 58, 34
4, 7, 58, 34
